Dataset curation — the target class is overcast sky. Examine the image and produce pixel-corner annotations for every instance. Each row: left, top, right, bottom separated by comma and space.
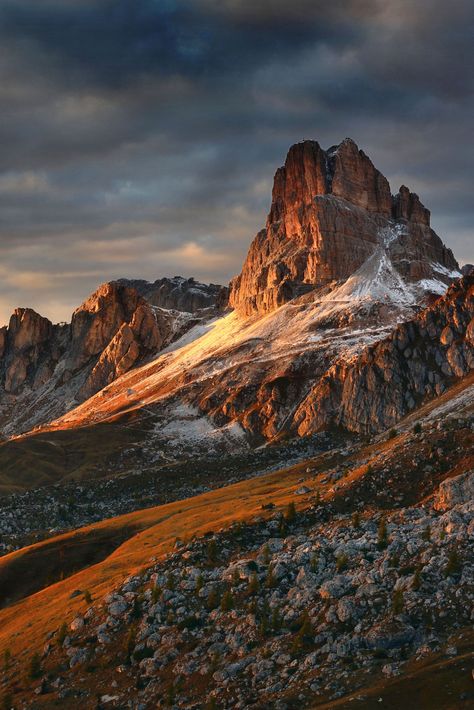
0, 0, 472, 325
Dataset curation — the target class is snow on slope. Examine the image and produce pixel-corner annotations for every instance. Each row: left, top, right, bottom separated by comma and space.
46, 226, 455, 443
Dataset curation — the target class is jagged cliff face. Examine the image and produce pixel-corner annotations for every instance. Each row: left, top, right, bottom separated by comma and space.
0, 138, 469, 452
229, 139, 458, 315
117, 276, 228, 313
294, 274, 474, 436
0, 282, 214, 434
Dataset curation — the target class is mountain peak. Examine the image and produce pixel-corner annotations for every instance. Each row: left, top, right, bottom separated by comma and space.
229, 138, 458, 315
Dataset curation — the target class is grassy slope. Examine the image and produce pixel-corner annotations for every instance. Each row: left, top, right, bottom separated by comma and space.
0, 454, 330, 662
0, 418, 146, 494
316, 634, 474, 709
1, 374, 473, 662
0, 375, 472, 708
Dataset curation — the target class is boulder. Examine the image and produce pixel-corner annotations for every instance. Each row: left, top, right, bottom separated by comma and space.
434, 471, 474, 512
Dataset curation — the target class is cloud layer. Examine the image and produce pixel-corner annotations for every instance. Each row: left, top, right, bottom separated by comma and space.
0, 0, 472, 323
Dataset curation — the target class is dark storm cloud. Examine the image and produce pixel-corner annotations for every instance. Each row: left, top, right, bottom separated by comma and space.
0, 0, 472, 324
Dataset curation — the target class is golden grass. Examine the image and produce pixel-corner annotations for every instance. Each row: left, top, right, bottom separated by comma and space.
0, 455, 324, 662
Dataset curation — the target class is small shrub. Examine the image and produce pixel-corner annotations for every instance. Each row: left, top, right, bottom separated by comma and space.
247, 573, 259, 596
310, 554, 318, 573
291, 611, 313, 653
83, 589, 92, 605
284, 502, 296, 523
261, 544, 271, 565
258, 613, 269, 638
336, 553, 348, 572
388, 553, 399, 568
392, 589, 404, 615
232, 568, 241, 586
412, 567, 422, 591
207, 540, 218, 565
413, 422, 422, 434
265, 565, 277, 589
377, 518, 389, 550
207, 588, 219, 610
271, 606, 282, 632
2, 693, 13, 710
220, 590, 234, 612
3, 649, 11, 673
388, 428, 398, 440
28, 652, 42, 680
445, 548, 462, 577
195, 574, 204, 592
133, 646, 154, 663
421, 525, 431, 542
151, 584, 161, 604
352, 511, 361, 529
131, 596, 142, 620
165, 573, 175, 591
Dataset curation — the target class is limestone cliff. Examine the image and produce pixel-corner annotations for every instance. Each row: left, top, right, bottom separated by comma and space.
229, 139, 458, 315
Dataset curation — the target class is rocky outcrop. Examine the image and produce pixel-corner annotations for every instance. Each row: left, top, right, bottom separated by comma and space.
0, 309, 67, 394
294, 274, 474, 436
67, 283, 143, 373
229, 138, 458, 316
117, 276, 227, 313
434, 470, 474, 511
0, 282, 193, 434
79, 302, 173, 400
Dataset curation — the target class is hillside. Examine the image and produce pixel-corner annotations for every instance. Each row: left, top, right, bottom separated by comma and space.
0, 374, 472, 708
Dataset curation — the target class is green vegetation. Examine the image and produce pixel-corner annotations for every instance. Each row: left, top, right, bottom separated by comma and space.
445, 548, 462, 577
291, 611, 313, 653
83, 589, 92, 605
207, 588, 219, 610
284, 502, 296, 523
207, 539, 218, 565
412, 567, 422, 591
28, 652, 42, 680
336, 553, 348, 572
248, 572, 259, 596
377, 518, 389, 550
220, 590, 234, 612
265, 565, 277, 589
352, 511, 361, 528
392, 589, 404, 615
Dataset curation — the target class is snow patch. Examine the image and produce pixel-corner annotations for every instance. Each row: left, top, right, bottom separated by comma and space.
431, 263, 461, 279
418, 279, 448, 296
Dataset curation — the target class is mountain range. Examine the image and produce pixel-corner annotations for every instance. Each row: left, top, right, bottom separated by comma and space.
0, 138, 470, 470
0, 138, 472, 710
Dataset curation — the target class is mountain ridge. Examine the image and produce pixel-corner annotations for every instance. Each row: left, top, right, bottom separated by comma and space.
0, 137, 469, 465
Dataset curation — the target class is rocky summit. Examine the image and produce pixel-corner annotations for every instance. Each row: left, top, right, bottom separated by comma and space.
229, 139, 458, 315
0, 279, 223, 435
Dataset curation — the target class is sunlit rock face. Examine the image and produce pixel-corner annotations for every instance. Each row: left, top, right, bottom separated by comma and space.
0, 281, 215, 434
294, 274, 474, 436
229, 138, 458, 316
